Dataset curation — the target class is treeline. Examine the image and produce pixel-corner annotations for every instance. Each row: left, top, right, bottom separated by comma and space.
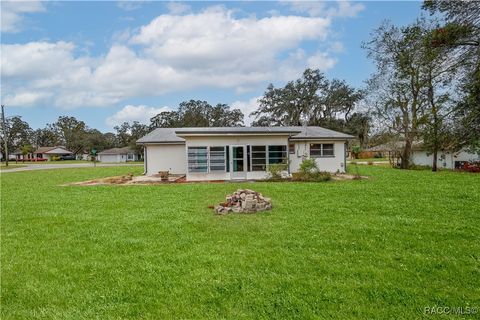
1, 69, 369, 156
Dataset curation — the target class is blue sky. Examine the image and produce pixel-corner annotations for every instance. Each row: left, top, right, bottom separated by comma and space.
1, 1, 424, 132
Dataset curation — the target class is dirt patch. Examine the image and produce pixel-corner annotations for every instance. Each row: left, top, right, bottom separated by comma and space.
65, 174, 186, 186
331, 173, 369, 181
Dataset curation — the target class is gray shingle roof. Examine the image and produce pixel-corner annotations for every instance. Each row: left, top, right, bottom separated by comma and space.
98, 147, 136, 155
137, 126, 353, 144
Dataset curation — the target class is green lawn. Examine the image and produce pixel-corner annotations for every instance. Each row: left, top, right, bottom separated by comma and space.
0, 164, 27, 170
1, 166, 479, 319
349, 157, 389, 162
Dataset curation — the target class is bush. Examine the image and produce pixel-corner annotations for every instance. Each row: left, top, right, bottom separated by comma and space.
293, 158, 331, 182
267, 163, 288, 181
292, 171, 331, 182
299, 158, 318, 174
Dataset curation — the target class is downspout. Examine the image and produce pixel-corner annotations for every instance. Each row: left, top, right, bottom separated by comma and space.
344, 142, 347, 173
143, 145, 147, 175
287, 132, 292, 175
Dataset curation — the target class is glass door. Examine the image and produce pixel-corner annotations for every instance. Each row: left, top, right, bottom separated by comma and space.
230, 145, 247, 179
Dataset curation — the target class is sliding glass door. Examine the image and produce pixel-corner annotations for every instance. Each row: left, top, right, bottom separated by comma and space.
230, 145, 247, 179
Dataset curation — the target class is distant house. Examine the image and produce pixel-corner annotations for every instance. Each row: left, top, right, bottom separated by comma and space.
97, 147, 141, 163
13, 146, 73, 161
137, 126, 353, 181
411, 147, 479, 169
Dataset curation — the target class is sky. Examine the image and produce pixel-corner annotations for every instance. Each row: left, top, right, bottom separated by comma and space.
1, 0, 424, 132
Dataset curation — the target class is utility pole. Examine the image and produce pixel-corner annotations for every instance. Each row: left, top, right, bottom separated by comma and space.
1, 105, 8, 167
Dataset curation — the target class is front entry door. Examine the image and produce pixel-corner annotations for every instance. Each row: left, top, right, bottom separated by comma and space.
230, 145, 247, 180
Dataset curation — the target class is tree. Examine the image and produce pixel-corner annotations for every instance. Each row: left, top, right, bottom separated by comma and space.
363, 21, 430, 169
0, 116, 33, 157
50, 116, 87, 154
252, 69, 327, 126
33, 128, 60, 147
114, 122, 132, 147
21, 144, 34, 162
251, 69, 366, 143
150, 100, 244, 128
423, 0, 480, 153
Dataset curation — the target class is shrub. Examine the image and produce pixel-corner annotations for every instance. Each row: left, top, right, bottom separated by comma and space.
292, 171, 331, 182
299, 158, 318, 174
267, 163, 288, 181
293, 158, 331, 182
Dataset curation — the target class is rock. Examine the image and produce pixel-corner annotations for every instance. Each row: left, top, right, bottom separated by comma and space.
213, 189, 272, 214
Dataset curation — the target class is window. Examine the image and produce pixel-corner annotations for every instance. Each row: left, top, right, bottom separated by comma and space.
251, 146, 266, 171
310, 144, 335, 157
209, 146, 226, 171
268, 145, 287, 164
188, 147, 208, 172
289, 143, 295, 154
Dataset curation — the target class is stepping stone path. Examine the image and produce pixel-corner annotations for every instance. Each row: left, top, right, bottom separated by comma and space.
214, 189, 272, 215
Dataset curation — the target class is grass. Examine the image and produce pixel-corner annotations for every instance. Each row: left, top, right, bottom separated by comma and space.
349, 157, 389, 162
0, 164, 27, 170
1, 166, 479, 319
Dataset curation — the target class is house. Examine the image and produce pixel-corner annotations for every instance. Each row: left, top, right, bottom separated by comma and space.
137, 126, 353, 181
97, 147, 141, 163
411, 147, 479, 169
12, 146, 73, 161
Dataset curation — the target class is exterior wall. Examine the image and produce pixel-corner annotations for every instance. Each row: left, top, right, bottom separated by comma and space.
144, 136, 348, 180
144, 144, 187, 175
289, 140, 347, 173
411, 149, 479, 169
185, 135, 289, 181
98, 154, 121, 163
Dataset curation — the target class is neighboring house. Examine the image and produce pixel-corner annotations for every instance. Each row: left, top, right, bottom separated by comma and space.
97, 147, 141, 163
411, 147, 479, 169
137, 126, 353, 181
12, 146, 73, 161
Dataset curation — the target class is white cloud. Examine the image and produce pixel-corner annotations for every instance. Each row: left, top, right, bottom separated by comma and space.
307, 52, 337, 70
166, 2, 191, 15
117, 1, 144, 11
1, 6, 342, 108
231, 96, 261, 126
3, 91, 51, 107
106, 105, 171, 128
0, 0, 46, 33
285, 1, 364, 18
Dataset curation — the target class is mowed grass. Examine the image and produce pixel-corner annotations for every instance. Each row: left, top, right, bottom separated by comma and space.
1, 166, 479, 319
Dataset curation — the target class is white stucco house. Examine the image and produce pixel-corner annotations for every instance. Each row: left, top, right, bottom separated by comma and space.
137, 126, 353, 181
97, 147, 141, 163
411, 148, 479, 169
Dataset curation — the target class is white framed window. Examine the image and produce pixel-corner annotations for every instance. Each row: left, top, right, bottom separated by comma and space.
310, 144, 334, 157
268, 145, 287, 164
251, 145, 267, 171
188, 147, 208, 172
209, 146, 226, 171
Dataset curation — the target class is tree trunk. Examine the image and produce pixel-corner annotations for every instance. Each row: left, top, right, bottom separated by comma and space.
432, 149, 438, 172
401, 139, 412, 169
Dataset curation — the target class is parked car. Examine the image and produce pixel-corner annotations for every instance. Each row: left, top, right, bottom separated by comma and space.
60, 154, 76, 160
26, 158, 48, 162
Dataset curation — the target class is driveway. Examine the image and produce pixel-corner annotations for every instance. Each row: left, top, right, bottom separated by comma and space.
1, 163, 143, 173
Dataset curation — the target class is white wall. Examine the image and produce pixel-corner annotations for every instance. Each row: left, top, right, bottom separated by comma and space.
98, 154, 121, 163
185, 135, 289, 181
144, 136, 348, 180
290, 140, 346, 173
411, 149, 480, 169
144, 144, 187, 175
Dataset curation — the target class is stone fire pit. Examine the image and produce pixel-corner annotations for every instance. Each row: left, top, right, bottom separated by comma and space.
214, 189, 272, 215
